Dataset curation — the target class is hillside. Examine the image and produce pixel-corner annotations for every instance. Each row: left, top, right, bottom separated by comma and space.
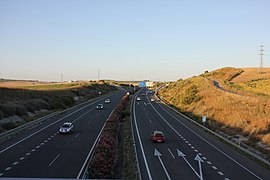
158, 67, 270, 157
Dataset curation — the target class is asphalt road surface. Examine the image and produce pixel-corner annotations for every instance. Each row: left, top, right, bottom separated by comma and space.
0, 91, 125, 178
132, 88, 270, 180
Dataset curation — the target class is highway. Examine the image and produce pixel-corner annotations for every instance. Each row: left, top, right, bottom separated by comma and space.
132, 88, 270, 180
0, 91, 125, 178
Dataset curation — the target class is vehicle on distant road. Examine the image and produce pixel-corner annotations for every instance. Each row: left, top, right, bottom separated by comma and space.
59, 122, 73, 134
150, 98, 154, 102
151, 130, 165, 143
105, 99, 110, 103
136, 97, 141, 101
96, 104, 104, 110
142, 93, 146, 96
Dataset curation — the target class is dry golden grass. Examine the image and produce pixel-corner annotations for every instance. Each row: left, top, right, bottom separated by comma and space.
232, 68, 270, 83
159, 69, 270, 152
0, 80, 49, 87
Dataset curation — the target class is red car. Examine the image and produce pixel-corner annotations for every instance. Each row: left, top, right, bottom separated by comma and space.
151, 130, 165, 143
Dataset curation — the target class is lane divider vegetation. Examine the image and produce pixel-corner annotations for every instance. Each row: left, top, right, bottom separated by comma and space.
89, 95, 129, 179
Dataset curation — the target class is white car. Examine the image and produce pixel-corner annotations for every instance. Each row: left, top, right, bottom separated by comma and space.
150, 98, 154, 102
59, 122, 73, 134
105, 99, 110, 103
136, 97, 141, 101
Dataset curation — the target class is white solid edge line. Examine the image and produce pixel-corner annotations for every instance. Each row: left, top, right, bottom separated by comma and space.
133, 91, 153, 180
0, 95, 110, 154
76, 104, 118, 179
48, 154, 61, 167
155, 98, 263, 180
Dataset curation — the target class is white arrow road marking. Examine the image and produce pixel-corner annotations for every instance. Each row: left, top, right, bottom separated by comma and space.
154, 149, 171, 180
177, 149, 200, 179
195, 154, 204, 180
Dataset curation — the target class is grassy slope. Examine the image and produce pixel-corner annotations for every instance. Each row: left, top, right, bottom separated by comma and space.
159, 67, 270, 154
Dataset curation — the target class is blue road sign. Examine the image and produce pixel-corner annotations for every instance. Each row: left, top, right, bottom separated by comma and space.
139, 82, 146, 87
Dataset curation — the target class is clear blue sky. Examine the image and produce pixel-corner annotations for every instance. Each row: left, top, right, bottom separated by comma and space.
0, 0, 269, 81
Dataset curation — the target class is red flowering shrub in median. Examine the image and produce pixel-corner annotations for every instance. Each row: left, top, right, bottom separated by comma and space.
89, 95, 129, 178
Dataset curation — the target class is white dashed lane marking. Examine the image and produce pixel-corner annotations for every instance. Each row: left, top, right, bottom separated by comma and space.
12, 162, 18, 165
5, 167, 11, 171
0, 173, 3, 176
218, 172, 224, 176
162, 118, 229, 180
31, 149, 36, 152
26, 153, 31, 156
36, 146, 40, 149
19, 157, 25, 160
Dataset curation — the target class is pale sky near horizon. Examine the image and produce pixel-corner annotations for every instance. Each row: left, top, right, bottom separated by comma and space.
0, 0, 269, 81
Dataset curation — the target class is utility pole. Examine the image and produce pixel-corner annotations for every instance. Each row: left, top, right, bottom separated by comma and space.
259, 44, 264, 73
61, 73, 63, 83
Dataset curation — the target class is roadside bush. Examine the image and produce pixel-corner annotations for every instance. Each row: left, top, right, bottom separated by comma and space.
182, 85, 202, 105
1, 122, 17, 130
50, 101, 66, 109
89, 95, 129, 179
60, 96, 74, 107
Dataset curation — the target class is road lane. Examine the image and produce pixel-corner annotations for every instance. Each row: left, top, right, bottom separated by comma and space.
0, 91, 124, 178
132, 90, 199, 180
132, 88, 270, 180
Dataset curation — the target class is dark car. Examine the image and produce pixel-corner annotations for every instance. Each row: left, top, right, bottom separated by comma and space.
96, 104, 104, 110
151, 130, 165, 143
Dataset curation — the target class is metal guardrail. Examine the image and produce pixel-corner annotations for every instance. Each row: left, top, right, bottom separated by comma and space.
0, 111, 60, 143
0, 92, 116, 144
154, 93, 270, 167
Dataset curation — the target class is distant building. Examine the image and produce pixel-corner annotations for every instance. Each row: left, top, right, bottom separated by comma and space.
146, 81, 154, 87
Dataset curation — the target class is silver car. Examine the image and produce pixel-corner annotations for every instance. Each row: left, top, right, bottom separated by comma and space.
59, 122, 73, 134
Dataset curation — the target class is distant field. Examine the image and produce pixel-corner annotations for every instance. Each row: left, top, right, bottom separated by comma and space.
0, 79, 85, 90
0, 80, 53, 88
